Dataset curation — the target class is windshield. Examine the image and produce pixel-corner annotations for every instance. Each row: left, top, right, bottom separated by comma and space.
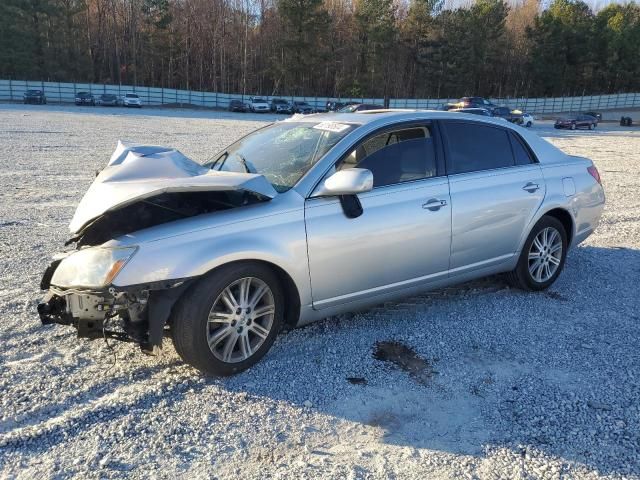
204, 121, 357, 192
252, 98, 266, 103
126, 94, 138, 98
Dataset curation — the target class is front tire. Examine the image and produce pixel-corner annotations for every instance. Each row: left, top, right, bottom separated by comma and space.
171, 263, 284, 376
526, 121, 532, 127
506, 216, 568, 291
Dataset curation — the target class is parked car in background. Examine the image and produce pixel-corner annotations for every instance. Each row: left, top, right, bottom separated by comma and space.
461, 97, 497, 109
270, 99, 293, 114
450, 107, 493, 117
445, 96, 496, 110
450, 107, 510, 122
228, 99, 249, 112
583, 112, 602, 123
97, 94, 119, 106
522, 113, 534, 127
292, 101, 315, 114
75, 92, 95, 106
555, 114, 597, 130
248, 97, 270, 113
337, 103, 383, 113
492, 106, 524, 125
23, 89, 46, 104
123, 93, 142, 108
326, 101, 356, 112
37, 110, 605, 376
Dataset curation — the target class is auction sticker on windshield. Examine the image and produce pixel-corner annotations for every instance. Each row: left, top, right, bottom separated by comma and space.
313, 122, 351, 133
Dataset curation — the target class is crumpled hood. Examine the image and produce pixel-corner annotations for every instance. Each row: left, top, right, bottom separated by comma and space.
69, 141, 278, 234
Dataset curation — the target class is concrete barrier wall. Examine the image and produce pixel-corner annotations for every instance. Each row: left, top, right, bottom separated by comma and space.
1, 79, 638, 114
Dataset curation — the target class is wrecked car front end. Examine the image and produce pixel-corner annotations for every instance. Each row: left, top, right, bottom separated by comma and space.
38, 141, 277, 353
38, 262, 192, 353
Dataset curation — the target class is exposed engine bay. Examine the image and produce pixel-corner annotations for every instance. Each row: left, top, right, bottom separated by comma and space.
69, 190, 265, 247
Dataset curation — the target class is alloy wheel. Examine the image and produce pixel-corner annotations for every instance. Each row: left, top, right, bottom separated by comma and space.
528, 227, 563, 283
206, 277, 275, 363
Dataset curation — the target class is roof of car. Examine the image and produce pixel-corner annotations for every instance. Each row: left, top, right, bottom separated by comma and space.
284, 109, 513, 126
284, 109, 568, 164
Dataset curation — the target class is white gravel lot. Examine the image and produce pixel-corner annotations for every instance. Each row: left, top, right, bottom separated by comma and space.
0, 104, 639, 479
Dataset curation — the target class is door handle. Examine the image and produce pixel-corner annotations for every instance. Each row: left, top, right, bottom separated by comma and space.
422, 198, 448, 211
523, 182, 540, 193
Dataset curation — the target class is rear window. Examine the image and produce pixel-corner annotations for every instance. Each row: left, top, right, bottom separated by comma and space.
442, 122, 515, 174
509, 132, 535, 165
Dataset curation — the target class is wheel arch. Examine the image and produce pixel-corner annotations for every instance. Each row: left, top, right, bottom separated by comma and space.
516, 205, 575, 259
541, 207, 574, 246
172, 259, 301, 330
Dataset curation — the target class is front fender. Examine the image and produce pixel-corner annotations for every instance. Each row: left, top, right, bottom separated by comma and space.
112, 207, 311, 307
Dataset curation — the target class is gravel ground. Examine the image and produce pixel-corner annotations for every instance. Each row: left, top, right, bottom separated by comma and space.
1, 104, 639, 479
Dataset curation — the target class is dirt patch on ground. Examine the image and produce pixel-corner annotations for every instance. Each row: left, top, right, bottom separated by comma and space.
373, 341, 437, 385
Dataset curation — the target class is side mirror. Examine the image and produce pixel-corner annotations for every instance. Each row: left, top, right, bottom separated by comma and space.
313, 168, 373, 197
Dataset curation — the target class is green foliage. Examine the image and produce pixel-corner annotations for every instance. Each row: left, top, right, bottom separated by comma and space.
354, 0, 397, 94
277, 0, 331, 94
1, 0, 639, 97
527, 0, 596, 94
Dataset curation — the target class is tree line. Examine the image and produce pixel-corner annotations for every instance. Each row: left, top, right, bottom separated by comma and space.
1, 0, 639, 99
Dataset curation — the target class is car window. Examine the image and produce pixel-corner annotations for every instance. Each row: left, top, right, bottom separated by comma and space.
336, 126, 436, 188
442, 122, 514, 174
509, 132, 534, 165
205, 121, 357, 192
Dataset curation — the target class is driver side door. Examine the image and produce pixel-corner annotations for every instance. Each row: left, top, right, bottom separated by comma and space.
304, 122, 452, 309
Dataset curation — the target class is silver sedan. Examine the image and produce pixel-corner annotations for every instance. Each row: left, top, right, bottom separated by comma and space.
38, 111, 605, 375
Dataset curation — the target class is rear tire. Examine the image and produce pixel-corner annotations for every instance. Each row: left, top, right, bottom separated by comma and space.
570, 123, 576, 130
506, 216, 568, 291
171, 262, 284, 376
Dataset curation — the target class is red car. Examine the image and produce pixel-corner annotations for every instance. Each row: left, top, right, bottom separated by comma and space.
555, 114, 597, 130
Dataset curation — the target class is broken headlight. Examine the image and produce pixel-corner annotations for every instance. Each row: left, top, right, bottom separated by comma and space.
50, 247, 138, 288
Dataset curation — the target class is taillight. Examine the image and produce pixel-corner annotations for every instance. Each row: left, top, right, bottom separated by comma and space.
587, 165, 601, 185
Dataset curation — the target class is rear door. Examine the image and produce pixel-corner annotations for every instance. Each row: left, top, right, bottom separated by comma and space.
440, 120, 545, 273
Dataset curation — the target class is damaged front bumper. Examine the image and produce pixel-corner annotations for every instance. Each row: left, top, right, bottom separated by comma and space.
38, 259, 193, 352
